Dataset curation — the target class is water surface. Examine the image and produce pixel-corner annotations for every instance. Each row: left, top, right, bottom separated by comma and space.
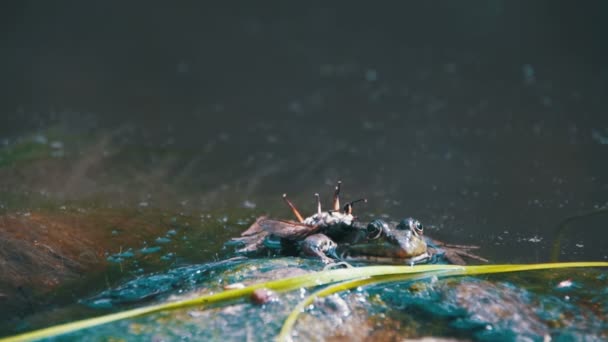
1, 2, 607, 340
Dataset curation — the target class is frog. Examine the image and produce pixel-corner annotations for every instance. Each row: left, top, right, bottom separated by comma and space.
229, 182, 487, 265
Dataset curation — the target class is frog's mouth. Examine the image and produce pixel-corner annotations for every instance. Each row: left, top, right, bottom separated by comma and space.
336, 242, 430, 265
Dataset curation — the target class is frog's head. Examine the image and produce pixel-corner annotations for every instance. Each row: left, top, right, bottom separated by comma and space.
338, 218, 428, 264
367, 218, 427, 257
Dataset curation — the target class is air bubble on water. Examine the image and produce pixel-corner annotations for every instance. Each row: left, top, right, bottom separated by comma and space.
176, 61, 189, 74
365, 69, 378, 82
236, 218, 250, 226
369, 86, 390, 102
161, 253, 176, 261
444, 63, 456, 73
591, 129, 608, 145
32, 134, 47, 144
51, 150, 64, 157
50, 141, 64, 149
218, 132, 230, 142
242, 200, 256, 209
556, 279, 573, 289
155, 237, 171, 244
265, 135, 278, 143
288, 101, 303, 114
309, 91, 324, 107
522, 64, 535, 85
319, 64, 334, 77
139, 246, 162, 254
90, 298, 113, 309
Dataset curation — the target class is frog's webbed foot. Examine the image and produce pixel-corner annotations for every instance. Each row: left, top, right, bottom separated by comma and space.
239, 216, 268, 236
227, 232, 269, 253
442, 248, 487, 265
227, 216, 270, 253
301, 233, 338, 264
429, 238, 488, 265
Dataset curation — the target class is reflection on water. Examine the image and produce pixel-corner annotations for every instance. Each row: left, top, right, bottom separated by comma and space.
1, 2, 607, 339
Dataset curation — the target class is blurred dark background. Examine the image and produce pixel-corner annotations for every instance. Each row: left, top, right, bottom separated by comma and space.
2, 2, 606, 125
1, 1, 607, 262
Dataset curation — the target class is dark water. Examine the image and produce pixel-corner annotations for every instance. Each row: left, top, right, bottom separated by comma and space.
1, 2, 607, 339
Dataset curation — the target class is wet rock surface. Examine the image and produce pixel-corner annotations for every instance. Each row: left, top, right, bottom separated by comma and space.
30, 257, 606, 341
0, 207, 243, 334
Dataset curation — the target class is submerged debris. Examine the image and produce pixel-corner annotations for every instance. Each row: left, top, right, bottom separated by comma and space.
251, 288, 278, 305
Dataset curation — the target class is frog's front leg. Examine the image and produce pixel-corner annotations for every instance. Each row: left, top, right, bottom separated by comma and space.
301, 233, 338, 264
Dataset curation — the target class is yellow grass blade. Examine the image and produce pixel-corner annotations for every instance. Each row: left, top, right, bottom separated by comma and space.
277, 262, 608, 341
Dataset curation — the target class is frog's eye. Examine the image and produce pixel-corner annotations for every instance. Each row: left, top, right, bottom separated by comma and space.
413, 220, 424, 235
366, 219, 386, 239
397, 218, 424, 235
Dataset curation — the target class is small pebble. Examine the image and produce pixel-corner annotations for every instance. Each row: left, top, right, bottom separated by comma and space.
224, 283, 246, 290
188, 310, 205, 318
251, 288, 277, 305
